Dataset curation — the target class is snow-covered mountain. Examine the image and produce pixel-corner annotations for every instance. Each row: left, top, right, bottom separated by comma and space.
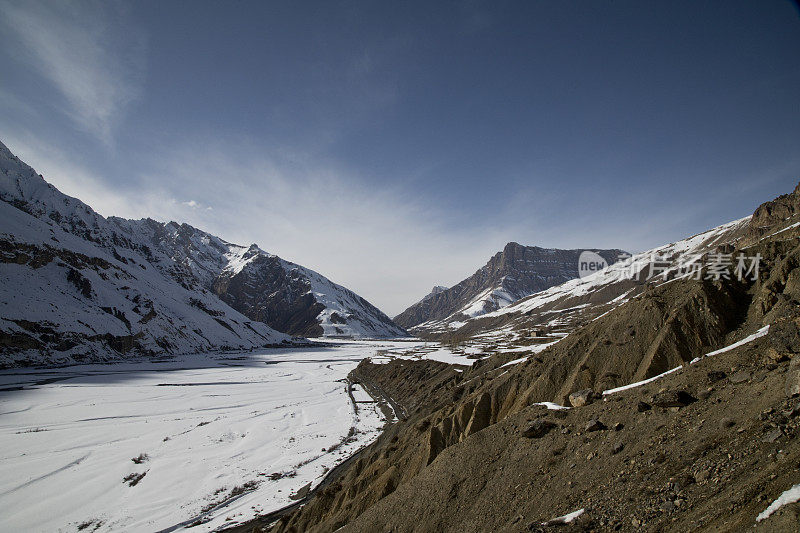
426, 215, 754, 341
109, 218, 406, 338
394, 242, 625, 332
0, 141, 403, 366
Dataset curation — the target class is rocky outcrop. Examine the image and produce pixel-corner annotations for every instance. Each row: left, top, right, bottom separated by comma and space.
568, 389, 600, 407
213, 253, 326, 337
747, 182, 800, 240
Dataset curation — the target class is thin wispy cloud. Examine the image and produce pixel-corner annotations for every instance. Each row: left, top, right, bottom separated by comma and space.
0, 0, 145, 144
1, 132, 169, 221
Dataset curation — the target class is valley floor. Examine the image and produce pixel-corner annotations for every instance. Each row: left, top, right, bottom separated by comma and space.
0, 340, 424, 532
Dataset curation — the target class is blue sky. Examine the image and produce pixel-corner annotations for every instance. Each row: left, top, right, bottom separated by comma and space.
1, 0, 799, 315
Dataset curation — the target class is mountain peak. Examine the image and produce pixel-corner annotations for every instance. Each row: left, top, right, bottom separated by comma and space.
394, 244, 626, 329
0, 143, 407, 367
421, 285, 448, 303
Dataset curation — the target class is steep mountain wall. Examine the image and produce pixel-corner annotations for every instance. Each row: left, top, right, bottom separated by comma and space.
0, 140, 404, 366
394, 243, 625, 330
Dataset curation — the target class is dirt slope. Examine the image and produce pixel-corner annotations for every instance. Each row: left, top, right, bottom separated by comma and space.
230, 183, 800, 533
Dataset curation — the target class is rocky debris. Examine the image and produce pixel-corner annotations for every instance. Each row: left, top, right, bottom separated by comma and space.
762, 428, 784, 443
766, 348, 790, 363
131, 453, 149, 464
651, 390, 697, 408
708, 370, 727, 383
568, 389, 600, 408
782, 402, 800, 419
747, 182, 800, 240
729, 371, 752, 384
670, 473, 695, 492
522, 420, 557, 438
720, 418, 736, 429
769, 318, 800, 354
637, 401, 652, 412
122, 472, 146, 487
585, 418, 607, 432
698, 387, 714, 400
786, 358, 800, 398
611, 441, 625, 454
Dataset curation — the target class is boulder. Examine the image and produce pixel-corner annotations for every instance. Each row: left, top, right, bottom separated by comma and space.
651, 390, 697, 408
585, 418, 607, 432
568, 389, 600, 408
521, 419, 557, 438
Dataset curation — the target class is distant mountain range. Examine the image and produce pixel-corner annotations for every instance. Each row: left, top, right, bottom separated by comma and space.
0, 141, 404, 367
394, 242, 625, 332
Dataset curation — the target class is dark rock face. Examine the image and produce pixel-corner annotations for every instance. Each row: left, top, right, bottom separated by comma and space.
124, 220, 406, 338
708, 370, 727, 383
394, 243, 626, 329
212, 254, 325, 337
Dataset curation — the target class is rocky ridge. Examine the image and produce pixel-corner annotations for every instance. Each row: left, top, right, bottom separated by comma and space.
394, 243, 625, 332
110, 217, 406, 338
0, 141, 403, 367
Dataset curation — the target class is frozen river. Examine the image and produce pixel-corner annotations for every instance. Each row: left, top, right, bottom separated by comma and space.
0, 340, 422, 532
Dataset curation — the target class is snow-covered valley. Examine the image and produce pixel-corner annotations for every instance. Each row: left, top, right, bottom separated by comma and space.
0, 340, 423, 532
